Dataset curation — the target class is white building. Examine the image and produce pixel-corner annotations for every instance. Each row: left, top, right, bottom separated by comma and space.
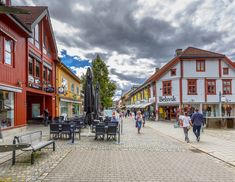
152, 47, 235, 122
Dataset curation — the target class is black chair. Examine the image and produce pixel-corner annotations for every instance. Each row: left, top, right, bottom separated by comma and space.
49, 123, 60, 139
61, 123, 71, 139
107, 124, 117, 140
95, 124, 105, 140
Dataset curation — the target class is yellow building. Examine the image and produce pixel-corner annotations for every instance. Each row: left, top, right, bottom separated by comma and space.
56, 62, 82, 118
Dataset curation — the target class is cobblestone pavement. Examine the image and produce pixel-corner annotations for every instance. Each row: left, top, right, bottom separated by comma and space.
0, 118, 235, 181
146, 120, 235, 166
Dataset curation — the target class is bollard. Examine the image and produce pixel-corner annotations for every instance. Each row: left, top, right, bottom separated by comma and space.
118, 124, 120, 144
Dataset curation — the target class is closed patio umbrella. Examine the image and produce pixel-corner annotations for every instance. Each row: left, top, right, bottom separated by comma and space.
94, 83, 100, 120
84, 68, 94, 125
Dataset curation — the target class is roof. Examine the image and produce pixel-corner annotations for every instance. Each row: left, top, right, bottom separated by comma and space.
59, 61, 81, 83
179, 47, 225, 59
13, 6, 47, 29
149, 47, 230, 82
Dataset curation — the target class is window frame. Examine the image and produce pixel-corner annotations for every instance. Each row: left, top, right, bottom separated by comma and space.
222, 79, 232, 95
196, 60, 205, 72
35, 61, 41, 78
3, 36, 14, 66
223, 67, 229, 75
187, 79, 197, 95
170, 68, 176, 76
206, 79, 216, 95
162, 80, 172, 96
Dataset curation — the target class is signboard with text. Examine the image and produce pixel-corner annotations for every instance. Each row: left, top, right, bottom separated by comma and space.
159, 96, 176, 103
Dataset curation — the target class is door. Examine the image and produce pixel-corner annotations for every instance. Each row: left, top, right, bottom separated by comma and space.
32, 104, 40, 118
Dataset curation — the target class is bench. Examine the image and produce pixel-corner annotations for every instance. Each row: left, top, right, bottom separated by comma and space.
12, 131, 55, 165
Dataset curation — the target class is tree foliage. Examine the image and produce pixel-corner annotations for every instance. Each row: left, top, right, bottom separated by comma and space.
91, 54, 116, 109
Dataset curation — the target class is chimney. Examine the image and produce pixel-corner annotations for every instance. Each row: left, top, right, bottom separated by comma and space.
155, 67, 159, 73
175, 49, 183, 56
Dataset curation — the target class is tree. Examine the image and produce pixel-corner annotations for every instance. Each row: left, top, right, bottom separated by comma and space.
91, 54, 116, 109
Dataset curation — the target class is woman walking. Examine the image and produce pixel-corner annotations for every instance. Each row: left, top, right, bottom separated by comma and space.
136, 111, 143, 134
180, 112, 192, 143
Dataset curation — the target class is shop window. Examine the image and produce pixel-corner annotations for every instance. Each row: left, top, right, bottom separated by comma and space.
0, 91, 14, 128
206, 80, 216, 95
196, 60, 205, 72
223, 80, 232, 95
162, 81, 172, 96
187, 79, 197, 95
170, 68, 176, 76
60, 101, 68, 116
223, 68, 229, 75
72, 103, 79, 116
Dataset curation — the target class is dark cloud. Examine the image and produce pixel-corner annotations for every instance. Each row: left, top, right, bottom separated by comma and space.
14, 0, 234, 93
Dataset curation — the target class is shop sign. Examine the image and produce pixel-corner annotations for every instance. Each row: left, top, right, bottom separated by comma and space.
159, 96, 176, 103
58, 87, 65, 94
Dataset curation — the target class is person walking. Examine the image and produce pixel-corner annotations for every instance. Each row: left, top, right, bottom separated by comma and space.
191, 108, 204, 142
180, 112, 192, 143
136, 111, 143, 134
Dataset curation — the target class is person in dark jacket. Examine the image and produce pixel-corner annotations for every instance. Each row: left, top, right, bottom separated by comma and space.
191, 108, 203, 142
44, 109, 49, 126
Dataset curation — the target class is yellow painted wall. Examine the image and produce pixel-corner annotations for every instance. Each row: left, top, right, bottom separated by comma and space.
56, 64, 82, 117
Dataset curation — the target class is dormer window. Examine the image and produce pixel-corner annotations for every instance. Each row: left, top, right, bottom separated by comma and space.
170, 68, 176, 76
223, 67, 229, 75
196, 60, 205, 72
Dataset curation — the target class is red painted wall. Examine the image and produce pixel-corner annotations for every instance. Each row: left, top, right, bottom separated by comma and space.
0, 15, 28, 127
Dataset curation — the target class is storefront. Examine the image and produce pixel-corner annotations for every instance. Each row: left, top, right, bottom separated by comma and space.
202, 104, 220, 117
0, 84, 24, 129
158, 105, 179, 120
59, 98, 81, 118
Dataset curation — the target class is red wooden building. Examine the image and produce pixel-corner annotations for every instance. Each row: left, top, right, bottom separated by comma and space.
0, 13, 30, 129
0, 3, 58, 129
15, 6, 58, 123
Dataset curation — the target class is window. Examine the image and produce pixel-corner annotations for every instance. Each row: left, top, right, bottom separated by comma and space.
4, 38, 13, 65
77, 86, 79, 95
47, 69, 51, 83
43, 66, 47, 81
187, 79, 197, 95
35, 61, 40, 78
29, 57, 34, 75
196, 60, 205, 72
162, 81, 172, 96
223, 68, 229, 75
0, 91, 14, 128
34, 24, 40, 48
223, 80, 232, 95
0, 35, 3, 62
206, 80, 216, 95
171, 68, 176, 76
71, 84, 74, 93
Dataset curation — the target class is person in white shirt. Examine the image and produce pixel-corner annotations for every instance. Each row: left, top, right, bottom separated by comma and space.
179, 112, 192, 143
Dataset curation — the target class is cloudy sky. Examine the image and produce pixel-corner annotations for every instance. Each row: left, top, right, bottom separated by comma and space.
14, 0, 235, 99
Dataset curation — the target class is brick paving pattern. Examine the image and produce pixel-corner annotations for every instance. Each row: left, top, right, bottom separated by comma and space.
0, 118, 235, 181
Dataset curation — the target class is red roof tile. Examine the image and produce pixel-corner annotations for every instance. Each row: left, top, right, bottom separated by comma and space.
13, 6, 47, 29
179, 47, 225, 58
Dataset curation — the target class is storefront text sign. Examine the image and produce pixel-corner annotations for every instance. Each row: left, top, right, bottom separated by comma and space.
159, 96, 176, 102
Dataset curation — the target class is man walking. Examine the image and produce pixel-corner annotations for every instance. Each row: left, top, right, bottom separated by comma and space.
191, 108, 203, 142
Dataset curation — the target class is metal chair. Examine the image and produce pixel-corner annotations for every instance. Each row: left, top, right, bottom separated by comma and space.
95, 124, 105, 140
61, 123, 71, 139
49, 123, 60, 139
107, 124, 117, 140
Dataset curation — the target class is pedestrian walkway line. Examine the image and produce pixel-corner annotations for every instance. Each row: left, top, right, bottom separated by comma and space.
146, 122, 235, 168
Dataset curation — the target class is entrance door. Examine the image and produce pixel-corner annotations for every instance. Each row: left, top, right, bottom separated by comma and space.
32, 104, 40, 118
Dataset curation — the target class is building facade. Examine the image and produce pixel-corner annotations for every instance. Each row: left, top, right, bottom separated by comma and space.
15, 6, 58, 123
0, 13, 30, 129
153, 47, 235, 122
56, 62, 82, 118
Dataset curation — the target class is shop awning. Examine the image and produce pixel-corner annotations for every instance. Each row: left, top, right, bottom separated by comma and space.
140, 101, 155, 108
60, 98, 82, 104
0, 84, 22, 93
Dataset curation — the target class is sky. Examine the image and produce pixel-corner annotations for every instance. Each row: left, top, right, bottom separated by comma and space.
14, 0, 235, 100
